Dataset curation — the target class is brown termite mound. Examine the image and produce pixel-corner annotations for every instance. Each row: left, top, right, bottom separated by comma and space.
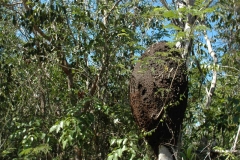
130, 41, 188, 156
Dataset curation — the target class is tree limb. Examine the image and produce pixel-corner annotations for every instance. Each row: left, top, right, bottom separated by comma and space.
232, 125, 240, 151
158, 145, 173, 160
174, 0, 195, 59
103, 0, 122, 25
204, 31, 217, 108
22, 0, 51, 41
33, 25, 51, 41
212, 149, 240, 154
160, 0, 171, 10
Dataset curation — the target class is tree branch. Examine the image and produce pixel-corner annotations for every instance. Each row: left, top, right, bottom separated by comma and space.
103, 0, 122, 25
204, 31, 217, 108
232, 125, 240, 151
160, 0, 171, 10
158, 145, 173, 160
22, 0, 51, 41
174, 0, 195, 59
33, 25, 51, 41
212, 149, 240, 154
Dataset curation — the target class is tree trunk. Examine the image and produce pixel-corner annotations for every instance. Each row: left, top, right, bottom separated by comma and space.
158, 146, 174, 160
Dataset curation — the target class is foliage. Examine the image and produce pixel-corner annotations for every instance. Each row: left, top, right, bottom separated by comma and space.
0, 0, 239, 159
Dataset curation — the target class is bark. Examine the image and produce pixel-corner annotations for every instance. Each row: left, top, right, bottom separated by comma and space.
158, 146, 173, 160
204, 31, 217, 108
232, 125, 240, 151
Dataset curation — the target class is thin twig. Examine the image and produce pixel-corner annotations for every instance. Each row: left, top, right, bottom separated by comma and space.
203, 152, 211, 160
200, 143, 211, 153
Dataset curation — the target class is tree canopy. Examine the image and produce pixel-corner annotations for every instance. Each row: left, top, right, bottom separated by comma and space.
0, 0, 239, 159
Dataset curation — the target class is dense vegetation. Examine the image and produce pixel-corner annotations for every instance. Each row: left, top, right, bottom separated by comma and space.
0, 0, 239, 159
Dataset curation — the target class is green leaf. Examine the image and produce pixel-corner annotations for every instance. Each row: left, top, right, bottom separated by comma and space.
19, 148, 33, 157
194, 25, 210, 31
1, 148, 16, 157
163, 24, 182, 31
117, 148, 123, 157
117, 33, 129, 37
49, 125, 57, 133
116, 139, 123, 146
153, 7, 166, 13
62, 140, 68, 149
175, 31, 186, 39
186, 145, 192, 158
59, 120, 64, 128
203, 7, 215, 13
56, 124, 61, 133
163, 10, 178, 18
110, 139, 116, 146
68, 134, 73, 142
122, 138, 127, 145
107, 154, 114, 160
